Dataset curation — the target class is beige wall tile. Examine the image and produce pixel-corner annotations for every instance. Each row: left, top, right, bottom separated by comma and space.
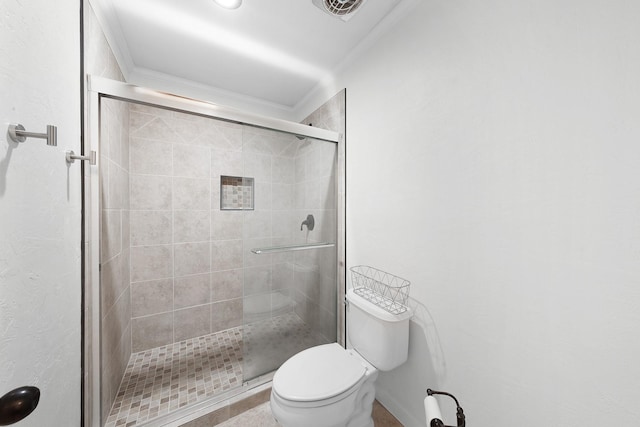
271, 210, 296, 239
243, 266, 271, 296
131, 312, 173, 352
130, 210, 172, 246
131, 278, 173, 317
199, 123, 242, 151
107, 160, 126, 209
175, 242, 211, 277
174, 144, 211, 178
211, 177, 221, 210
242, 211, 272, 239
174, 304, 210, 342
174, 210, 210, 243
175, 273, 210, 309
131, 244, 173, 282
272, 156, 295, 184
294, 155, 306, 183
272, 262, 294, 291
211, 240, 243, 271
271, 183, 294, 210
130, 116, 180, 143
271, 290, 293, 317
211, 269, 243, 302
212, 149, 242, 177
243, 294, 271, 324
174, 177, 210, 210
243, 153, 271, 183
211, 210, 242, 240
122, 209, 130, 249
101, 209, 121, 262
129, 110, 154, 132
100, 253, 124, 313
131, 174, 172, 210
211, 298, 243, 332
121, 247, 131, 295
253, 182, 271, 211
130, 138, 173, 175
242, 238, 272, 268
102, 288, 131, 358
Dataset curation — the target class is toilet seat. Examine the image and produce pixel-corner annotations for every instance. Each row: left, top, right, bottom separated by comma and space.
272, 343, 368, 408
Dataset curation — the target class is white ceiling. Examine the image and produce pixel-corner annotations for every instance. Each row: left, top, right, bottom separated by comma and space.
90, 0, 406, 117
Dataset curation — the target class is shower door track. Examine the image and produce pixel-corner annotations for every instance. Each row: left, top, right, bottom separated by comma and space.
88, 76, 340, 142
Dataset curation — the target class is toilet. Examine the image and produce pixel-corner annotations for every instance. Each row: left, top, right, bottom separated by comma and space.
270, 288, 413, 427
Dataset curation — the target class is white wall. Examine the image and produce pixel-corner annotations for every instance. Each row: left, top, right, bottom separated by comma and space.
303, 0, 640, 425
0, 0, 81, 426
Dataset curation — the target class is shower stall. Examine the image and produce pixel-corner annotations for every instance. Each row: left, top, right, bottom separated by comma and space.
87, 77, 343, 426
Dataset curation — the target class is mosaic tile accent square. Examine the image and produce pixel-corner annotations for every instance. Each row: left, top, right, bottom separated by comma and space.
220, 176, 254, 210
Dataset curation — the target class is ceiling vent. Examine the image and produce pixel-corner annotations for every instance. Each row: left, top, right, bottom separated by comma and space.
312, 0, 368, 22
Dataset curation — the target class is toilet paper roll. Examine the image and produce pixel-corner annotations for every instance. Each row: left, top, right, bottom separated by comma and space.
424, 395, 443, 426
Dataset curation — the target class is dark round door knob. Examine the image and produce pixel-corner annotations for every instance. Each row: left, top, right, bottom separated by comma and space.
0, 386, 40, 426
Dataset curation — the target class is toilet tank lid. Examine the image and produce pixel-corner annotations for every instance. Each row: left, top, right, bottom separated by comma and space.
346, 288, 413, 322
273, 343, 366, 402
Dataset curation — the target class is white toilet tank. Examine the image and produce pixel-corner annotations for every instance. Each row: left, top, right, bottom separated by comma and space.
346, 288, 413, 371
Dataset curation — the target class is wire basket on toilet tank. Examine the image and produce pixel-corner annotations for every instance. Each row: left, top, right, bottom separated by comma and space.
350, 265, 410, 315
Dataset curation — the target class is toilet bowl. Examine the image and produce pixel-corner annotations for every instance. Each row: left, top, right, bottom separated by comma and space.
270, 289, 413, 427
271, 343, 378, 427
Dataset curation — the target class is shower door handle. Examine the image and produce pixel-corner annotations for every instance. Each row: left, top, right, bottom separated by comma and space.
66, 150, 97, 165
0, 386, 40, 425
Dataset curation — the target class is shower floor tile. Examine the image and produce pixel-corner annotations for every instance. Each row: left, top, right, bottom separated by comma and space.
243, 312, 329, 380
105, 327, 243, 427
105, 312, 328, 427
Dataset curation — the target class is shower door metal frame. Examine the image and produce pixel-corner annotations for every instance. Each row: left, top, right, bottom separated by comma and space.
85, 76, 341, 427
88, 76, 340, 142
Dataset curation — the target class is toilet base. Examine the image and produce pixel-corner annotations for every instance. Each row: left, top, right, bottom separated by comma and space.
346, 376, 376, 427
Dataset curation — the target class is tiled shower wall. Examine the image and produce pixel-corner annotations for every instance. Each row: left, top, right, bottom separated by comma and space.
99, 97, 131, 420
289, 141, 337, 341
127, 104, 309, 352
300, 90, 346, 344
128, 104, 240, 351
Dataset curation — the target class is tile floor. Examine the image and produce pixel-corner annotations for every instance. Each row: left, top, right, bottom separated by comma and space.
105, 312, 328, 427
215, 400, 403, 427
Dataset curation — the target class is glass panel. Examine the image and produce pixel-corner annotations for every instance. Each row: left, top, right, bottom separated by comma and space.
241, 126, 338, 381
97, 95, 339, 425
99, 99, 250, 426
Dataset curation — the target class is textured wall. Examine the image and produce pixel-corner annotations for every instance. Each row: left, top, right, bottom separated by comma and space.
0, 1, 81, 426
301, 0, 640, 425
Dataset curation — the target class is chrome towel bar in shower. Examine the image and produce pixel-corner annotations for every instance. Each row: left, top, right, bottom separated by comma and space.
251, 242, 335, 254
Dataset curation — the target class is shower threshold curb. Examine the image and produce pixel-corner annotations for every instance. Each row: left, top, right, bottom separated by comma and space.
148, 376, 274, 427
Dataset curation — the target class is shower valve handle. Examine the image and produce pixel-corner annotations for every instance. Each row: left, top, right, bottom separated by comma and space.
300, 214, 315, 231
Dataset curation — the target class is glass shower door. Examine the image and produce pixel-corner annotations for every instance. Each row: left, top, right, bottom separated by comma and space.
239, 126, 338, 381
